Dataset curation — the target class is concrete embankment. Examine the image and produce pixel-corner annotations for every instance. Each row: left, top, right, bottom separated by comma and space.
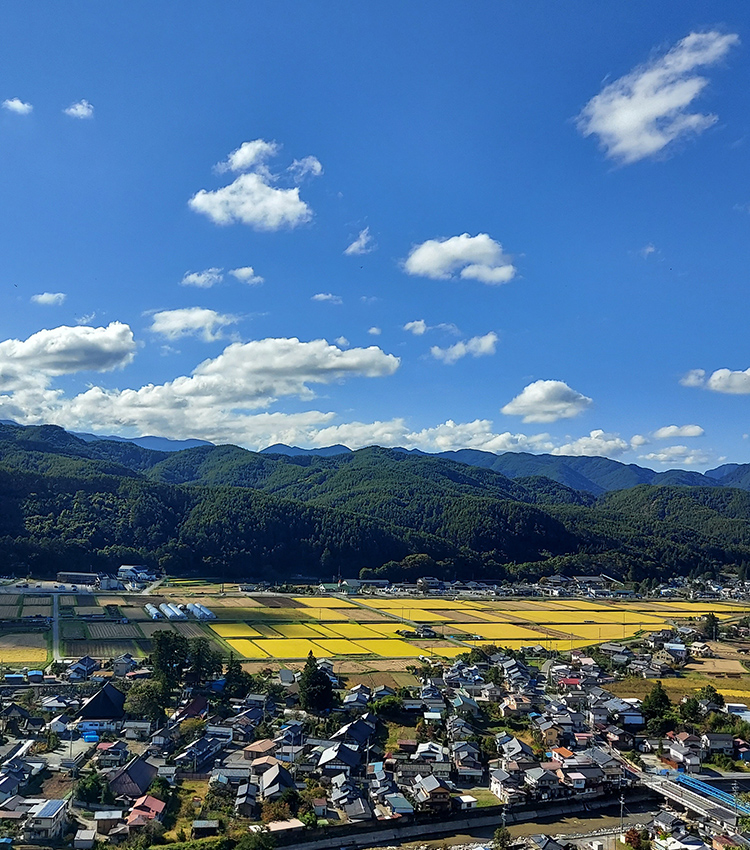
272, 791, 658, 850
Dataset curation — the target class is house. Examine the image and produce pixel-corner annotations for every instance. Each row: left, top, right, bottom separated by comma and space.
259, 764, 295, 801
23, 799, 68, 841
94, 810, 125, 835
75, 682, 126, 732
384, 792, 414, 817
122, 721, 153, 741
45, 713, 73, 736
74, 828, 97, 850
523, 767, 562, 800
112, 654, 138, 678
243, 739, 276, 761
66, 656, 99, 682
175, 736, 224, 771
126, 794, 165, 827
412, 774, 452, 813
192, 820, 220, 839
107, 755, 158, 800
235, 783, 258, 818
702, 733, 734, 757
96, 741, 129, 768
318, 742, 361, 776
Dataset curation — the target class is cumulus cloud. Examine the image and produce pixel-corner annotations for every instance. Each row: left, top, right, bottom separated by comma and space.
653, 424, 704, 439
430, 332, 498, 365
31, 292, 66, 306
368, 327, 382, 336
551, 430, 631, 457
215, 140, 279, 174
148, 308, 240, 342
501, 380, 592, 423
404, 320, 428, 336
640, 243, 657, 258
190, 139, 315, 230
404, 420, 556, 454
229, 266, 264, 285
680, 368, 706, 387
180, 268, 223, 288
577, 31, 739, 164
312, 293, 342, 305
335, 337, 350, 348
289, 156, 323, 181
0, 322, 135, 390
403, 233, 517, 285
2, 98, 32, 115
640, 445, 712, 466
64, 99, 94, 119
344, 227, 375, 256
0, 337, 399, 445
683, 367, 750, 393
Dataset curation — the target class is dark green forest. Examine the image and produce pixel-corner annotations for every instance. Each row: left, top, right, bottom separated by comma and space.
2, 422, 750, 583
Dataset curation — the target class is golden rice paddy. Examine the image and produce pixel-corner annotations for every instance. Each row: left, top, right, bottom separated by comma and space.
210, 623, 262, 638
226, 639, 269, 658
295, 597, 357, 608
0, 632, 48, 663
329, 623, 383, 639
311, 639, 371, 655
354, 639, 423, 657
272, 623, 325, 638
252, 639, 325, 658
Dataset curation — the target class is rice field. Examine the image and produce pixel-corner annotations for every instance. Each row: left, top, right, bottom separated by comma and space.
0, 632, 48, 664
59, 586, 750, 662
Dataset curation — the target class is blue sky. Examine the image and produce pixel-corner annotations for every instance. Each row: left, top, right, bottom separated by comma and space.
1, 2, 749, 469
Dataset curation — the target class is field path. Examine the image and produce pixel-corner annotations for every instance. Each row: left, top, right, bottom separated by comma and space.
52, 592, 61, 662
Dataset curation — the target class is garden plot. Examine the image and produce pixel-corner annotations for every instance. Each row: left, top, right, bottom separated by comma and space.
61, 621, 86, 640
0, 606, 19, 619
74, 606, 105, 617
171, 622, 210, 639
87, 622, 143, 639
63, 639, 143, 659
140, 621, 175, 637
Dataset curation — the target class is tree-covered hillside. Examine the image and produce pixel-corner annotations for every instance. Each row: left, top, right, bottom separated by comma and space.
1, 421, 750, 583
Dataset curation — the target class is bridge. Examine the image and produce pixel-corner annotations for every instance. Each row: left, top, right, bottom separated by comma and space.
642, 772, 749, 828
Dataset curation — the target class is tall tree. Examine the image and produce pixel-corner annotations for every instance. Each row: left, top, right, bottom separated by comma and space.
150, 630, 189, 691
124, 681, 168, 724
642, 680, 671, 719
224, 653, 253, 699
188, 637, 223, 682
703, 612, 720, 641
299, 651, 333, 713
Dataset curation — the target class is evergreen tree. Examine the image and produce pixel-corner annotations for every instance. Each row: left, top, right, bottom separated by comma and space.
150, 630, 189, 691
299, 651, 333, 713
188, 637, 223, 682
224, 653, 253, 699
642, 680, 671, 719
124, 681, 167, 724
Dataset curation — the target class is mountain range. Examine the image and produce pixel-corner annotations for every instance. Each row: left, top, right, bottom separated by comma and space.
2, 421, 750, 584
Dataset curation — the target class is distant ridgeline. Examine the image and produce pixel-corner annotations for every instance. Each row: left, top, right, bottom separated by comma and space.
2, 421, 750, 584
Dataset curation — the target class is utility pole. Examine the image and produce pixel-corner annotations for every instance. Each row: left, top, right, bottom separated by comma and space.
619, 792, 625, 838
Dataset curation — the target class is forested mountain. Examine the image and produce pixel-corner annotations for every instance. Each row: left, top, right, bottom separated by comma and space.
2, 421, 750, 583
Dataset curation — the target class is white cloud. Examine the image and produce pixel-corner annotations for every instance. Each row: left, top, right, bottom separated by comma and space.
2, 98, 32, 115
430, 332, 498, 365
64, 99, 94, 119
289, 156, 323, 181
706, 368, 750, 394
368, 327, 382, 336
148, 308, 240, 342
551, 430, 630, 457
31, 292, 66, 306
640, 243, 656, 258
344, 227, 375, 256
229, 266, 264, 285
630, 434, 649, 448
335, 337, 350, 348
404, 420, 555, 454
76, 312, 97, 325
180, 268, 223, 288
683, 367, 750, 394
0, 337, 399, 445
0, 322, 135, 390
653, 424, 704, 439
577, 31, 739, 164
312, 293, 342, 305
403, 320, 428, 336
501, 379, 592, 423
404, 233, 516, 285
191, 139, 315, 231
215, 140, 279, 174
640, 445, 712, 466
680, 368, 706, 387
